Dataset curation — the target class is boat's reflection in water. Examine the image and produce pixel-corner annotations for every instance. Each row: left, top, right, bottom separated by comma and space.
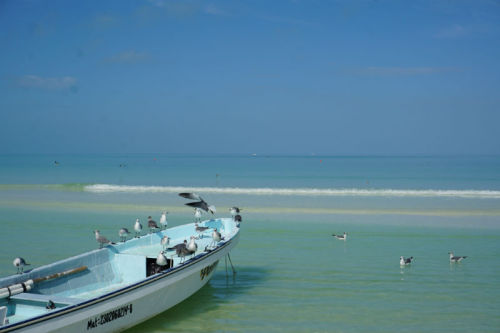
124, 266, 269, 332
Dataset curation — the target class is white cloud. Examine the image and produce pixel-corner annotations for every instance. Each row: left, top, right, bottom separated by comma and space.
17, 75, 78, 91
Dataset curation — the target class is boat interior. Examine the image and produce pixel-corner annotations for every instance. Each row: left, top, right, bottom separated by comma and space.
0, 218, 236, 327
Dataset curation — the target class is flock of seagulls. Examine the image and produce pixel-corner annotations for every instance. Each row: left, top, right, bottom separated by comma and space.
12, 194, 470, 276
86, 194, 237, 270
90, 194, 236, 271
85, 194, 239, 256
332, 231, 468, 266
399, 252, 468, 266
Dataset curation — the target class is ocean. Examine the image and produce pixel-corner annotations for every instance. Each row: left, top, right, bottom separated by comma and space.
0, 154, 499, 332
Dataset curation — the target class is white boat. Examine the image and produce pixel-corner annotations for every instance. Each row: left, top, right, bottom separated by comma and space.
0, 216, 240, 332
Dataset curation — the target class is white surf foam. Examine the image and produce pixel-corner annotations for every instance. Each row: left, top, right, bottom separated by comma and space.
84, 184, 500, 199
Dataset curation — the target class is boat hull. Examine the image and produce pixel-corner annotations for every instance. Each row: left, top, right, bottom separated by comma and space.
2, 225, 239, 333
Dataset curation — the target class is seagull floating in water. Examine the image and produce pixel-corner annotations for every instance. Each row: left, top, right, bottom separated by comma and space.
148, 216, 160, 233
134, 218, 142, 238
332, 232, 347, 240
13, 257, 30, 274
449, 251, 468, 263
179, 193, 216, 214
194, 208, 202, 222
400, 256, 414, 266
160, 211, 168, 229
118, 228, 130, 242
94, 230, 115, 249
161, 235, 170, 250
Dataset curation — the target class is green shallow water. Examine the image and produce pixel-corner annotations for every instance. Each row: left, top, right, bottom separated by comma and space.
1, 201, 499, 332
123, 215, 500, 333
1, 154, 500, 332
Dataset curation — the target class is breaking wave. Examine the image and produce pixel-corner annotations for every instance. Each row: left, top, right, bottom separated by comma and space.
84, 184, 500, 199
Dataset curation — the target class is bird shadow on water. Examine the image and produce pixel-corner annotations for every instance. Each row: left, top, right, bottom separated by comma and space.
123, 266, 269, 332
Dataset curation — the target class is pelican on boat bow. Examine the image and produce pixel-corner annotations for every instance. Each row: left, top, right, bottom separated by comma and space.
0, 203, 240, 332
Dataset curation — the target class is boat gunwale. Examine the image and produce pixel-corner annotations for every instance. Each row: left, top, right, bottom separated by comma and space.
0, 222, 239, 333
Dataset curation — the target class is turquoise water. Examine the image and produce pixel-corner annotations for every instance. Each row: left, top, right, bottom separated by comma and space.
1, 154, 499, 332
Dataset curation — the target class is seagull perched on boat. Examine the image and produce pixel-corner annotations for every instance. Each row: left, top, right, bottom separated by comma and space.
160, 211, 168, 229
156, 251, 168, 267
177, 246, 192, 263
148, 216, 160, 233
332, 232, 347, 240
400, 256, 414, 266
134, 218, 142, 238
13, 257, 30, 274
118, 228, 130, 242
179, 193, 216, 214
46, 300, 56, 310
194, 208, 202, 222
230, 207, 241, 217
168, 240, 190, 263
161, 235, 170, 250
210, 228, 222, 248
94, 230, 115, 249
449, 251, 468, 263
195, 222, 209, 239
187, 236, 198, 257
168, 240, 187, 252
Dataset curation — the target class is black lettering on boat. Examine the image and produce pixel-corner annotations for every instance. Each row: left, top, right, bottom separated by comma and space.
200, 261, 219, 280
87, 304, 133, 330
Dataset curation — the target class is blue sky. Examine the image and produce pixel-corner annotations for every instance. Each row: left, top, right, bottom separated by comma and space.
1, 0, 499, 155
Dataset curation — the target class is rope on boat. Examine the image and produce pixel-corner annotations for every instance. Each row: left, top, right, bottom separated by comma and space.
0, 266, 87, 299
33, 266, 88, 284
